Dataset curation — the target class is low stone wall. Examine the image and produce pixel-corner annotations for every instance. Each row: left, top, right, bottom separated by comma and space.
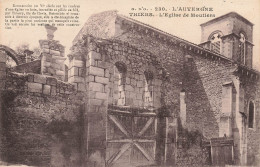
0, 72, 86, 166
175, 129, 210, 166
11, 60, 41, 74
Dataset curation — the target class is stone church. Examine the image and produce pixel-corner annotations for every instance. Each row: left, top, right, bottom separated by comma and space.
0, 11, 259, 167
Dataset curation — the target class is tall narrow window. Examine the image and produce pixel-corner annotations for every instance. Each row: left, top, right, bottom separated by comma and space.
113, 62, 127, 106
144, 71, 153, 107
210, 33, 222, 54
239, 33, 246, 65
248, 101, 254, 128
64, 65, 68, 82
115, 62, 127, 86
180, 90, 186, 126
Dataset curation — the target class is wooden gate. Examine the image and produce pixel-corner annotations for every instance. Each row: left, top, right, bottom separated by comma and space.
106, 106, 157, 167
210, 138, 234, 166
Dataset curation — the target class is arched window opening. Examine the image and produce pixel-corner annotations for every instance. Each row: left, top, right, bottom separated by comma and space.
180, 89, 186, 126
64, 65, 68, 82
248, 101, 254, 128
0, 45, 20, 67
239, 33, 246, 65
6, 55, 17, 68
113, 62, 127, 106
210, 33, 222, 54
144, 71, 153, 107
115, 62, 127, 86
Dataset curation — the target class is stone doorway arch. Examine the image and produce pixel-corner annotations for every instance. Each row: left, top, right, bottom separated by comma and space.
0, 45, 23, 65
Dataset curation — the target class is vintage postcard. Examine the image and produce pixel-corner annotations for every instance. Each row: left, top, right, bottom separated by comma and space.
0, 0, 259, 166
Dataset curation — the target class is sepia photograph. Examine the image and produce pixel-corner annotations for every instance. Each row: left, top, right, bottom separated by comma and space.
0, 0, 260, 166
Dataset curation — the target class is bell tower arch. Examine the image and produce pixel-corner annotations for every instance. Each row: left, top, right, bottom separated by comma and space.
199, 12, 254, 68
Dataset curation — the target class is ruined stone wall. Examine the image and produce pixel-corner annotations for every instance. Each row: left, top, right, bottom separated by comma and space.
0, 25, 88, 166
113, 17, 187, 120
103, 40, 163, 108
0, 71, 85, 167
69, 36, 165, 166
77, 30, 217, 166
75, 13, 185, 112
78, 14, 228, 166
11, 60, 41, 74
40, 40, 66, 81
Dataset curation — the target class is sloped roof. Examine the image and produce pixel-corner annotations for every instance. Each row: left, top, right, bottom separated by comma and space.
73, 10, 118, 43
200, 12, 254, 27
73, 10, 259, 75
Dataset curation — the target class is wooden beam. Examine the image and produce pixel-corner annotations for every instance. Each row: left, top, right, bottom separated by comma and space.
108, 109, 132, 115
134, 139, 155, 143
107, 139, 132, 143
138, 112, 156, 117
108, 115, 129, 137
137, 117, 155, 137
107, 139, 155, 146
107, 143, 131, 166
134, 142, 154, 161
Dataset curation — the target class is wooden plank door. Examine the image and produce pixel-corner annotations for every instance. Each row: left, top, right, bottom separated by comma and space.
211, 138, 233, 166
106, 109, 157, 167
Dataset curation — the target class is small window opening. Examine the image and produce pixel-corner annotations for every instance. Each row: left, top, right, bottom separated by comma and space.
239, 33, 246, 65
210, 33, 222, 54
144, 71, 154, 106
114, 62, 127, 106
248, 101, 254, 128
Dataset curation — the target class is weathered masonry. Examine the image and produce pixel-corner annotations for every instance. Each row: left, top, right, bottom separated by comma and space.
0, 11, 259, 167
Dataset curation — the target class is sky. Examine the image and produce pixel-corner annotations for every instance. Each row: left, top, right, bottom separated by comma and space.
1, 0, 260, 70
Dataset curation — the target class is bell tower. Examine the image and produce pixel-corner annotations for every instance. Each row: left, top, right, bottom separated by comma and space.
199, 12, 254, 68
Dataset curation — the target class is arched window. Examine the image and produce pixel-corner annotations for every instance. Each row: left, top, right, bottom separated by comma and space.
113, 62, 127, 106
180, 89, 186, 126
0, 45, 20, 67
239, 33, 246, 65
64, 65, 68, 82
210, 32, 222, 54
144, 71, 153, 107
6, 55, 17, 68
248, 101, 254, 128
115, 62, 127, 85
